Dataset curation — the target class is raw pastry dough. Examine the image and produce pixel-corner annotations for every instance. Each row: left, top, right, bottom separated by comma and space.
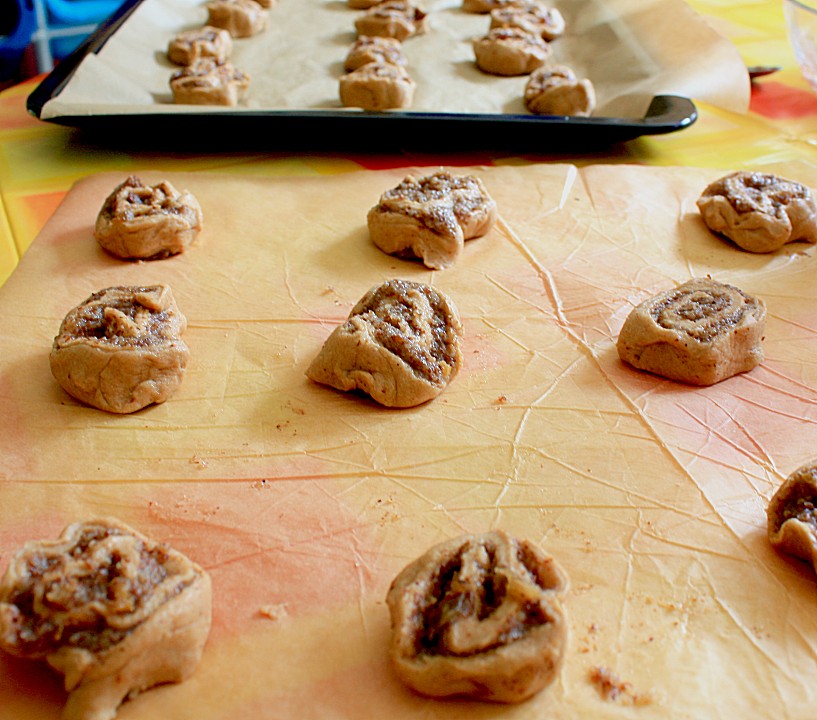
386, 530, 568, 703
94, 176, 203, 259
473, 27, 551, 76
616, 277, 766, 386
306, 279, 463, 408
339, 62, 416, 110
490, 1, 565, 41
354, 0, 427, 41
0, 518, 211, 720
367, 171, 497, 269
696, 171, 817, 253
206, 0, 268, 38
167, 26, 233, 65
524, 65, 595, 116
50, 285, 190, 414
170, 58, 250, 106
768, 460, 817, 572
344, 35, 407, 72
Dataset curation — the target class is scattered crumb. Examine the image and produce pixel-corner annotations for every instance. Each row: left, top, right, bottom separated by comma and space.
493, 394, 508, 405
258, 603, 288, 621
252, 479, 271, 490
189, 454, 209, 468
588, 666, 653, 706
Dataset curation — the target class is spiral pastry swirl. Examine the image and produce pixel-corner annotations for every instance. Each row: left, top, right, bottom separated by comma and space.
616, 277, 766, 386
386, 531, 568, 703
768, 460, 817, 574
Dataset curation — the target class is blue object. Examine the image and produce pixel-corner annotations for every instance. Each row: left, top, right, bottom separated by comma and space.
1, 0, 123, 76
0, 0, 37, 80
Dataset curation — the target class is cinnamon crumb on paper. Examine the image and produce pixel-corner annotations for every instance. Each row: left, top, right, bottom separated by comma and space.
258, 603, 288, 621
589, 666, 652, 706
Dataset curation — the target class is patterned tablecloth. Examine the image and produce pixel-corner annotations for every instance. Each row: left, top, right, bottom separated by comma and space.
2, 2, 817, 720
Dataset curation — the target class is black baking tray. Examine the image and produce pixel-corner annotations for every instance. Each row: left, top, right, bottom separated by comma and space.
26, 0, 698, 152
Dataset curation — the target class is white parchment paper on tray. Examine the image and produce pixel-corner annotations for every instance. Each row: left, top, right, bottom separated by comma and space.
40, 0, 749, 120
1, 163, 817, 718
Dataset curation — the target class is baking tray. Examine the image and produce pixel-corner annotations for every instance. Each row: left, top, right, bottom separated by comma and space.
25, 0, 701, 151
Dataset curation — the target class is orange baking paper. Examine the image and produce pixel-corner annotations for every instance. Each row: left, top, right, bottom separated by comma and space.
1, 164, 817, 718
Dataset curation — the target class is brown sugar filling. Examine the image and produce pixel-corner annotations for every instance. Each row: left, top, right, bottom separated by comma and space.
101, 176, 192, 222
378, 173, 489, 236
55, 287, 177, 350
415, 540, 552, 657
709, 172, 810, 217
352, 280, 459, 384
650, 288, 753, 342
3, 523, 188, 656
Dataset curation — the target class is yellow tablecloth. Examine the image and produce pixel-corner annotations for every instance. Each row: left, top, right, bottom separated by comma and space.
3, 2, 817, 719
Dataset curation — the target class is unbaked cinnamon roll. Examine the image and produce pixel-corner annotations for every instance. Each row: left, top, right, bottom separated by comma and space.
205, 0, 268, 37
344, 35, 407, 72
170, 58, 250, 106
489, 1, 565, 41
306, 279, 463, 408
473, 27, 551, 76
0, 518, 211, 720
386, 531, 568, 703
167, 26, 233, 65
339, 62, 416, 110
354, 0, 427, 41
697, 171, 817, 253
94, 176, 203, 259
524, 64, 595, 116
367, 171, 497, 269
768, 460, 817, 573
50, 285, 190, 414
616, 277, 766, 386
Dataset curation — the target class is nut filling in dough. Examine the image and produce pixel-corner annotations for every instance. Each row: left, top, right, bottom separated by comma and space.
94, 176, 203, 259
306, 279, 463, 408
50, 285, 190, 414
768, 460, 817, 573
368, 171, 497, 269
697, 171, 817, 253
616, 277, 766, 386
0, 518, 212, 720
386, 531, 568, 703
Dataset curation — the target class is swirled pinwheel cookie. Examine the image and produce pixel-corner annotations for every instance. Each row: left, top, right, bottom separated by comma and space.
616, 277, 766, 386
490, 1, 565, 41
50, 285, 190, 414
344, 35, 407, 72
473, 27, 551, 76
768, 460, 817, 572
94, 176, 203, 259
0, 518, 211, 720
306, 279, 463, 408
524, 65, 595, 116
170, 58, 250, 106
354, 0, 427, 41
367, 171, 497, 269
696, 171, 817, 253
386, 531, 568, 703
206, 0, 268, 37
340, 62, 416, 110
167, 26, 233, 65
